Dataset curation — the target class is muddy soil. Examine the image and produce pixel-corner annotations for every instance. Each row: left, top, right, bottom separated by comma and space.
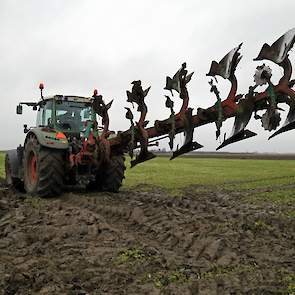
0, 183, 294, 295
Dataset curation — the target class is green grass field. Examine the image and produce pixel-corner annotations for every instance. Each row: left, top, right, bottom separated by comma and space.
1, 152, 295, 205
124, 156, 295, 189
123, 156, 295, 204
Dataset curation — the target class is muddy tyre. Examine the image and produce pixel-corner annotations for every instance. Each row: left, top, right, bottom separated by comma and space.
5, 154, 24, 191
102, 155, 126, 193
23, 136, 65, 197
89, 154, 126, 193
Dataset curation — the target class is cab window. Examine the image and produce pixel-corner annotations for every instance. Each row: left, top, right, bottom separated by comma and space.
36, 101, 53, 127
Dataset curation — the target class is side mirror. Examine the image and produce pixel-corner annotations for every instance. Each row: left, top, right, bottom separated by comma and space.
23, 124, 29, 134
16, 104, 23, 115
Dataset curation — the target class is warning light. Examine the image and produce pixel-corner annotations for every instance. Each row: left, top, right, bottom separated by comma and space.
56, 132, 67, 140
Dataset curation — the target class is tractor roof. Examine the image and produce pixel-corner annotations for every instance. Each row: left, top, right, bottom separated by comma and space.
19, 95, 93, 108
41, 95, 92, 104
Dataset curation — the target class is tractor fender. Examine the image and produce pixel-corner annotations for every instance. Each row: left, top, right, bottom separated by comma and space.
25, 128, 69, 150
6, 149, 22, 179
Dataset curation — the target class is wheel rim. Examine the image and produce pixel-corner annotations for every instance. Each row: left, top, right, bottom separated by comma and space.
28, 152, 37, 185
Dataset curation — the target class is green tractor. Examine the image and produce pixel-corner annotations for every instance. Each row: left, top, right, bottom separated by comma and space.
5, 86, 126, 197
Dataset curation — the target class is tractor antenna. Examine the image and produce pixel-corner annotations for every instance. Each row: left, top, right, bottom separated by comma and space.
39, 83, 44, 100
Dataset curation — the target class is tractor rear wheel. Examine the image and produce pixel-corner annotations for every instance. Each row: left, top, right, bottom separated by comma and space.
23, 136, 65, 197
5, 154, 23, 191
89, 154, 126, 193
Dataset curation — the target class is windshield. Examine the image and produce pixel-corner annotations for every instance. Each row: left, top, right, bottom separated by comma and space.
55, 100, 93, 133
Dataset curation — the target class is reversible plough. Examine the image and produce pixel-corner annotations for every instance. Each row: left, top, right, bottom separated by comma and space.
5, 28, 295, 196
110, 28, 295, 163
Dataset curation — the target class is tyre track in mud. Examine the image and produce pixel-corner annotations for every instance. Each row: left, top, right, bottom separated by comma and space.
0, 185, 294, 294
65, 189, 295, 294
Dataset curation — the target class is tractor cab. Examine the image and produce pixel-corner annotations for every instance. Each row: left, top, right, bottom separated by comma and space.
36, 96, 94, 135
17, 95, 96, 136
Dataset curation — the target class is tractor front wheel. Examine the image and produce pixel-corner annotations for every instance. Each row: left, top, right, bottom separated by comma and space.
101, 154, 126, 193
89, 154, 126, 193
23, 136, 65, 197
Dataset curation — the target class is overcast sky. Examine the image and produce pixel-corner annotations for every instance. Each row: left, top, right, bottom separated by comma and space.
1, 0, 295, 152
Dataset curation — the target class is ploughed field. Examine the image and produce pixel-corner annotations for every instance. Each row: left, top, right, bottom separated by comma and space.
0, 153, 294, 294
